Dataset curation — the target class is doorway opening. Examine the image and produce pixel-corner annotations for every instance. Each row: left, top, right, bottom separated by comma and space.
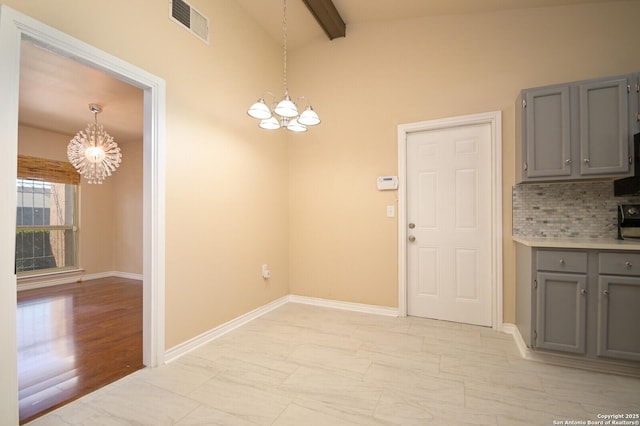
16, 39, 145, 423
0, 5, 166, 424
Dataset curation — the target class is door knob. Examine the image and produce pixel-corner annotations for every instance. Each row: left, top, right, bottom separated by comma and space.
408, 236, 416, 242
408, 223, 415, 229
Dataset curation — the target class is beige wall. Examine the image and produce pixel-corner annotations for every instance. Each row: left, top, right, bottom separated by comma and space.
2, 0, 289, 349
17, 125, 143, 276
287, 1, 640, 322
7, 0, 640, 351
112, 139, 143, 275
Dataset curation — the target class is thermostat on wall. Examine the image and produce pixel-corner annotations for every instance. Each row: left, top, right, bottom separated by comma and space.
377, 176, 398, 191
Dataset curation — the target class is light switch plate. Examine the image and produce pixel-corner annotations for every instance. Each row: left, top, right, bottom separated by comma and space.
386, 205, 395, 217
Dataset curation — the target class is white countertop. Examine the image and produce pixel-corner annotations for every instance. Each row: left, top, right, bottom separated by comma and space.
513, 236, 640, 251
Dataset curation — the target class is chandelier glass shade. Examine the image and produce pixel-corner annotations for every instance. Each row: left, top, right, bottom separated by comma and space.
67, 104, 122, 184
247, 0, 320, 132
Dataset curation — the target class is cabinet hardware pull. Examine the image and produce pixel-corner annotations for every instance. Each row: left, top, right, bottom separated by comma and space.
565, 159, 572, 165
581, 289, 587, 295
625, 261, 632, 268
603, 290, 609, 296
560, 259, 565, 265
583, 158, 590, 164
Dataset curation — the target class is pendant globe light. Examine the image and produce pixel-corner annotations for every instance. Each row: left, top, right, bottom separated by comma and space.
247, 0, 320, 132
67, 104, 122, 184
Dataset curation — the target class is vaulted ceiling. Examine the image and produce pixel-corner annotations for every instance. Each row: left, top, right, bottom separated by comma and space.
235, 0, 619, 49
18, 0, 620, 144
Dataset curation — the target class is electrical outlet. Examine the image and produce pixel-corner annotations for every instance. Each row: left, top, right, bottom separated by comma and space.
261, 264, 271, 279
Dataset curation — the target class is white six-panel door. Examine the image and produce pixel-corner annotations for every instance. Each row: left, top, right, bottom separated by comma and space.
406, 123, 492, 326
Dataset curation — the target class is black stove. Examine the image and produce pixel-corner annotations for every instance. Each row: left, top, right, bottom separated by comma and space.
617, 204, 640, 240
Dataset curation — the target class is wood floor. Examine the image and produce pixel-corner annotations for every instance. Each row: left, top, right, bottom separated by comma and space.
17, 276, 143, 424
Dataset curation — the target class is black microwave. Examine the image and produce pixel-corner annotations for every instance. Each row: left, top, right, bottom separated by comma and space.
613, 133, 640, 197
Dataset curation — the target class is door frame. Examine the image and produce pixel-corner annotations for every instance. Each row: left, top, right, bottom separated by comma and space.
0, 6, 166, 422
397, 111, 503, 329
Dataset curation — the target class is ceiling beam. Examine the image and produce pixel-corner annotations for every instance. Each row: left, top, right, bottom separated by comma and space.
301, 0, 346, 41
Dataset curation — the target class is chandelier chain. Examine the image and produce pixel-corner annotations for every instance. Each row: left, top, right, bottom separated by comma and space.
246, 0, 320, 131
282, 0, 288, 95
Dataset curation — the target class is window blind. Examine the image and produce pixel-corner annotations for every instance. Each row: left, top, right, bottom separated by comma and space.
17, 155, 80, 185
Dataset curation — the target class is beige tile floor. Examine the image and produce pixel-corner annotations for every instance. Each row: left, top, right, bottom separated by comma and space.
28, 303, 640, 425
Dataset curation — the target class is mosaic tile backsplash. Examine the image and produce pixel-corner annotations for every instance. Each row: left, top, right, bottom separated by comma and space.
512, 181, 640, 239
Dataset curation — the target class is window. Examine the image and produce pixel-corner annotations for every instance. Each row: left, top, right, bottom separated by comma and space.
16, 156, 79, 276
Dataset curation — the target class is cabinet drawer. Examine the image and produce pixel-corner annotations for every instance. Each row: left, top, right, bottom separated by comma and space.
537, 250, 587, 273
599, 252, 640, 276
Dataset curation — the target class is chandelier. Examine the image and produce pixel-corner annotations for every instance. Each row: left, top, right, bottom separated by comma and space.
67, 104, 122, 184
247, 0, 320, 132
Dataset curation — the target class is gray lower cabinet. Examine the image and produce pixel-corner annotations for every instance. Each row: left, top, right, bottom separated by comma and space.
516, 245, 640, 364
597, 252, 640, 361
536, 272, 587, 354
516, 73, 637, 183
534, 249, 588, 353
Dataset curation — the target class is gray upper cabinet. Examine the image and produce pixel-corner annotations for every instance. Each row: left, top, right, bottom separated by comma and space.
524, 86, 571, 178
632, 73, 640, 136
579, 78, 629, 176
516, 73, 636, 183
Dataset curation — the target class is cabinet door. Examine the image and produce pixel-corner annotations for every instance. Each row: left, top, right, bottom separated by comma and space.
597, 276, 640, 361
536, 272, 587, 353
579, 77, 630, 176
524, 86, 572, 178
631, 74, 640, 136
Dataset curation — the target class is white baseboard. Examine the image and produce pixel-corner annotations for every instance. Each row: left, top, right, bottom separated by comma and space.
163, 295, 290, 363
17, 273, 81, 291
504, 322, 529, 358
17, 270, 142, 291
112, 271, 143, 281
288, 295, 399, 317
497, 322, 516, 335
504, 323, 640, 378
81, 271, 119, 281
163, 295, 398, 363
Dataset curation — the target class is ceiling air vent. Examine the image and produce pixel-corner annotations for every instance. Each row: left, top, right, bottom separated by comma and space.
169, 0, 209, 44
